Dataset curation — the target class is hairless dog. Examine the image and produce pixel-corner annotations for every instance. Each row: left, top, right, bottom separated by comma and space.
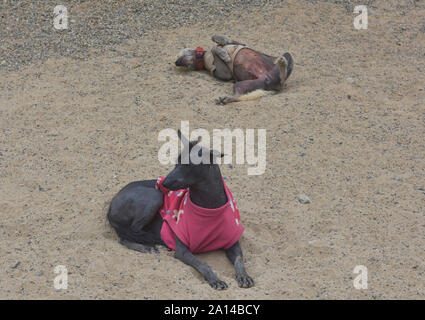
107, 131, 254, 289
175, 34, 294, 104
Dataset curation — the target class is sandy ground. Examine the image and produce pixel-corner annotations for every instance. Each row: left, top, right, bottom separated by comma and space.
0, 0, 424, 299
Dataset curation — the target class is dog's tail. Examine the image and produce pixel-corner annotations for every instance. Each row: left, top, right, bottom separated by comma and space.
236, 89, 273, 102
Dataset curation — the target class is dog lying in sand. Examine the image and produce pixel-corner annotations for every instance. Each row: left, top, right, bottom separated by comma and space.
175, 35, 293, 104
108, 131, 254, 290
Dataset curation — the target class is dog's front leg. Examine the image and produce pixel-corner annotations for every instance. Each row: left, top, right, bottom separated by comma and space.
225, 241, 254, 288
211, 35, 245, 46
174, 237, 228, 290
211, 47, 233, 81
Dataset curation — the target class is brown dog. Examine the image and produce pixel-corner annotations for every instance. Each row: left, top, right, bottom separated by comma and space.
175, 35, 293, 104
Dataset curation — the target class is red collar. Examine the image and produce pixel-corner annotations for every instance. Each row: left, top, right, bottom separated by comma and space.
195, 46, 205, 70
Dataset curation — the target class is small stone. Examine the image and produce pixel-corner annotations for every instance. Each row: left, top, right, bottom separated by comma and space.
347, 77, 354, 84
415, 186, 424, 191
297, 194, 311, 204
308, 239, 329, 247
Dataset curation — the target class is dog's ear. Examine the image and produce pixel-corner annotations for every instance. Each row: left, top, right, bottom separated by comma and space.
178, 129, 202, 150
177, 129, 189, 145
190, 136, 202, 147
210, 149, 225, 164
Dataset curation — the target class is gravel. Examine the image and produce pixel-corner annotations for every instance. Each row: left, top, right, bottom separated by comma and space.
3, 0, 413, 72
0, 0, 288, 72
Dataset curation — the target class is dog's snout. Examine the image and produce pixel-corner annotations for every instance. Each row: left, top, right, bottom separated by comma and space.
162, 176, 178, 188
175, 57, 184, 66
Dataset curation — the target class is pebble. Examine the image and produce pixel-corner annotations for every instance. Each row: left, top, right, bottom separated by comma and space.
297, 194, 311, 204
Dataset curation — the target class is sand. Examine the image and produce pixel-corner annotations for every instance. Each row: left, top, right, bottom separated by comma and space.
0, 0, 424, 299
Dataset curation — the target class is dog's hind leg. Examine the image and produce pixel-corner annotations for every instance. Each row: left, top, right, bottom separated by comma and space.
120, 239, 159, 254
216, 79, 270, 105
108, 183, 164, 249
274, 52, 294, 84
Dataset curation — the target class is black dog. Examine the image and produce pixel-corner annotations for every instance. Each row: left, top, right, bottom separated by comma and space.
107, 131, 254, 289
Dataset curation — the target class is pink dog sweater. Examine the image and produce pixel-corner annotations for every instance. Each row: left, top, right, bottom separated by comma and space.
155, 176, 244, 253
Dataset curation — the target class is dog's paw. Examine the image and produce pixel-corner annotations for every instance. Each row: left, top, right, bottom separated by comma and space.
236, 274, 254, 288
216, 96, 233, 105
275, 55, 287, 68
208, 279, 228, 290
215, 97, 225, 105
212, 35, 231, 46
